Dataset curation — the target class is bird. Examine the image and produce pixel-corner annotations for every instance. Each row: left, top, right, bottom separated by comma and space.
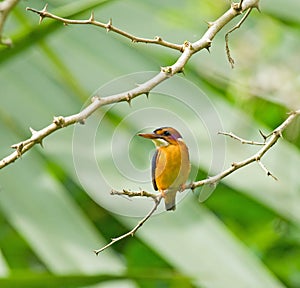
138, 127, 191, 211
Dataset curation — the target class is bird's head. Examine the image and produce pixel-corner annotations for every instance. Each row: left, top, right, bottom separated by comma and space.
138, 127, 183, 147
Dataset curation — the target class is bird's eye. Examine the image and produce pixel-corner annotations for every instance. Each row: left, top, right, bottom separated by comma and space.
163, 131, 171, 136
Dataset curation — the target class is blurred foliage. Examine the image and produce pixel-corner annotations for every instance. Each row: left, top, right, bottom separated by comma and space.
0, 0, 300, 287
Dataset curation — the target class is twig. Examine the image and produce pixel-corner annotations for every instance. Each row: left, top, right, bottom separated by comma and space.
225, 7, 253, 68
1, 3, 298, 256
225, 0, 261, 67
94, 193, 163, 255
218, 131, 265, 145
95, 110, 299, 253
0, 0, 19, 46
189, 110, 300, 189
26, 4, 183, 52
111, 189, 158, 200
238, 0, 245, 10
0, 1, 259, 170
257, 160, 278, 181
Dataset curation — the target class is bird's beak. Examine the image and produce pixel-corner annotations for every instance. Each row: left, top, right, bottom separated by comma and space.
138, 132, 158, 139
138, 132, 170, 147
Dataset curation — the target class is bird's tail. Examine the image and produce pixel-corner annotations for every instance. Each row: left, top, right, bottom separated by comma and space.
164, 190, 177, 211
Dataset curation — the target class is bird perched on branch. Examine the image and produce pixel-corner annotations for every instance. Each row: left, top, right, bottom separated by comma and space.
138, 127, 190, 211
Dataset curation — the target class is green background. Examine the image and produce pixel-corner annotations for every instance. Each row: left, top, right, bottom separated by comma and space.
0, 0, 300, 287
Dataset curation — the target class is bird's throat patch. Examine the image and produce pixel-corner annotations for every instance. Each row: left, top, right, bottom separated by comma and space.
152, 138, 169, 147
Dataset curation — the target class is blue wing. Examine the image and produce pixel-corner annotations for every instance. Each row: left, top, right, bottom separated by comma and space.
151, 149, 158, 191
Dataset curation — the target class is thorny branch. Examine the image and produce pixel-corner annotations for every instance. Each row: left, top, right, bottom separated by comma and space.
94, 110, 300, 253
94, 193, 163, 255
189, 110, 300, 189
218, 131, 265, 145
0, 0, 260, 169
1, 1, 299, 254
225, 0, 260, 67
0, 0, 19, 46
26, 4, 183, 52
111, 189, 159, 200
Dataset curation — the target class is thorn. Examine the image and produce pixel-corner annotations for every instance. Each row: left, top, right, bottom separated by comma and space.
38, 3, 48, 24
252, 0, 261, 12
287, 110, 296, 116
259, 129, 267, 140
91, 96, 101, 102
273, 129, 283, 139
53, 116, 65, 127
89, 11, 95, 22
204, 38, 212, 53
238, 0, 244, 10
257, 160, 278, 181
267, 171, 278, 181
78, 119, 86, 125
190, 182, 196, 192
16, 145, 23, 157
259, 129, 272, 141
106, 18, 112, 32
154, 36, 162, 42
183, 40, 193, 51
29, 127, 44, 148
29, 127, 37, 135
145, 92, 149, 98
126, 93, 132, 106
161, 66, 172, 74
232, 2, 243, 13
179, 68, 185, 75
276, 130, 281, 137
205, 21, 214, 28
11, 143, 24, 157
42, 3, 48, 11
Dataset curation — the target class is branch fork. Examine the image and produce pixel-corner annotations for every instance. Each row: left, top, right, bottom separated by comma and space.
221, 129, 279, 180
225, 0, 261, 67
94, 110, 300, 254
26, 5, 184, 52
94, 190, 163, 255
2, 0, 299, 255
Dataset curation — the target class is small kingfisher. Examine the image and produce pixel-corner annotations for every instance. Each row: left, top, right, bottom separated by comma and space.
138, 127, 191, 211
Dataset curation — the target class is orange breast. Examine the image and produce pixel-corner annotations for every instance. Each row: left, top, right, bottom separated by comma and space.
154, 142, 190, 191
